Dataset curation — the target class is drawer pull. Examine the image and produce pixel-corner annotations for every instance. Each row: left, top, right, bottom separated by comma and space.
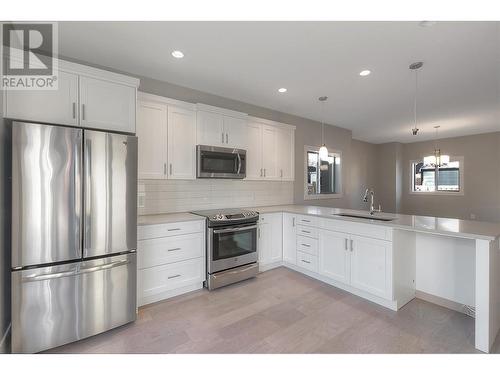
301, 260, 311, 264
168, 228, 181, 232
167, 247, 181, 252
301, 243, 311, 248
301, 219, 311, 223
301, 230, 311, 234
168, 274, 181, 279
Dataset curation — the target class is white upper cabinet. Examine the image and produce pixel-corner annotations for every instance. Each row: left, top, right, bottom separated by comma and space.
246, 121, 263, 179
276, 127, 295, 180
245, 117, 295, 181
136, 93, 197, 180
196, 110, 224, 146
137, 101, 167, 179
167, 106, 197, 179
79, 76, 136, 133
223, 116, 247, 149
262, 125, 279, 179
4, 71, 79, 126
2, 58, 139, 133
196, 107, 248, 149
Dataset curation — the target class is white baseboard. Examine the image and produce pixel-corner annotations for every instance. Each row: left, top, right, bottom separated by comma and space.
416, 290, 471, 316
138, 283, 204, 307
259, 261, 283, 272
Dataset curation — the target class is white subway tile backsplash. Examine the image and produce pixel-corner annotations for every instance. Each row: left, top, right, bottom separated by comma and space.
138, 179, 294, 215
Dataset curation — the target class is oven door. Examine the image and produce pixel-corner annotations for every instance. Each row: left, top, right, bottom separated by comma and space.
197, 145, 246, 179
208, 224, 258, 273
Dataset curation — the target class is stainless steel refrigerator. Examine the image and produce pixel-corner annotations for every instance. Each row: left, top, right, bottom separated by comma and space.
10, 121, 138, 353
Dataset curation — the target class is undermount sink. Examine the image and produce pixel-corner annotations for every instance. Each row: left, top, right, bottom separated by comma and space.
333, 213, 397, 222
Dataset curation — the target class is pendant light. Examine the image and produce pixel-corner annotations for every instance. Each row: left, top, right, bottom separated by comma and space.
409, 62, 423, 136
423, 125, 450, 167
318, 96, 329, 160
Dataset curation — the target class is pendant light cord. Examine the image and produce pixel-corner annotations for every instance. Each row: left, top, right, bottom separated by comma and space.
414, 69, 418, 131
321, 101, 325, 144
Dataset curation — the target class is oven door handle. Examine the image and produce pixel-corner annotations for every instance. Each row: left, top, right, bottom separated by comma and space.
213, 225, 257, 234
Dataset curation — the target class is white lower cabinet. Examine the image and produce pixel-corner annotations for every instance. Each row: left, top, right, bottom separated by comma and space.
137, 220, 206, 306
349, 235, 392, 300
318, 230, 350, 285
282, 213, 297, 265
258, 213, 283, 271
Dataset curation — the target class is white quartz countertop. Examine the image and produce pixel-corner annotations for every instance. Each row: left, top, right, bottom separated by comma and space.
137, 212, 205, 226
249, 205, 500, 241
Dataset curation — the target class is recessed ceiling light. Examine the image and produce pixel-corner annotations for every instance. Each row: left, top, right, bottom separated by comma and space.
278, 88, 287, 93
171, 50, 184, 59
419, 21, 437, 27
359, 70, 371, 76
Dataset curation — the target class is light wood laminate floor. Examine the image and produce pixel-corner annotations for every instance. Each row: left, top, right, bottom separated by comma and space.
46, 267, 500, 354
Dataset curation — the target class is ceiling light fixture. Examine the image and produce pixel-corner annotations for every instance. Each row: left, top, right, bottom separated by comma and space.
318, 96, 329, 161
423, 125, 450, 167
359, 70, 371, 76
278, 88, 287, 93
409, 61, 423, 136
171, 50, 184, 59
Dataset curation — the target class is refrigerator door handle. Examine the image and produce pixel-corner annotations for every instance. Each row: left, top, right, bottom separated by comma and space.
22, 269, 78, 282
80, 259, 130, 274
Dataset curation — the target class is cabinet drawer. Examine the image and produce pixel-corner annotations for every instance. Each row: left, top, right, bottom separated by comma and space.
296, 215, 319, 227
320, 218, 391, 241
296, 235, 318, 256
138, 220, 205, 240
297, 251, 318, 273
138, 232, 204, 269
138, 258, 205, 302
296, 225, 318, 239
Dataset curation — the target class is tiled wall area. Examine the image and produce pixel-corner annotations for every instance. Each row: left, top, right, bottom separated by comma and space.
138, 179, 294, 215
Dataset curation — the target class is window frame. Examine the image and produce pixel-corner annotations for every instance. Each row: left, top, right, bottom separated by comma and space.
409, 156, 464, 196
303, 145, 343, 200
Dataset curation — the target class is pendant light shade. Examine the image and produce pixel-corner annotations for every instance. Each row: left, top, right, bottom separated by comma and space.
319, 144, 329, 160
318, 96, 328, 160
424, 126, 449, 167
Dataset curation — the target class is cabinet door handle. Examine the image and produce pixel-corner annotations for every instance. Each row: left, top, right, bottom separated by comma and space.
264, 169, 266, 177
164, 163, 167, 175
301, 243, 311, 248
169, 163, 173, 175
167, 247, 181, 252
168, 274, 181, 279
301, 219, 311, 223
292, 217, 295, 227
81, 104, 86, 120
222, 132, 224, 143
350, 239, 354, 252
72, 102, 76, 119
301, 260, 311, 264
260, 168, 263, 177
280, 169, 283, 178
345, 238, 348, 251
258, 228, 261, 239
301, 230, 311, 234
226, 133, 228, 144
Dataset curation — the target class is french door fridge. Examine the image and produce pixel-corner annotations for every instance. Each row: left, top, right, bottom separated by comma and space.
11, 121, 138, 353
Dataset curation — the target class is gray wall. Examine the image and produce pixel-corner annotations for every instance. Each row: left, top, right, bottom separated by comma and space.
400, 132, 500, 222
375, 142, 404, 214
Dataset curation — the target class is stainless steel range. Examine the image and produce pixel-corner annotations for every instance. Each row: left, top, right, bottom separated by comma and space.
191, 208, 259, 290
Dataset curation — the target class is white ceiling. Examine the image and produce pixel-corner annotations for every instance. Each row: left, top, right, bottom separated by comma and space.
57, 21, 500, 143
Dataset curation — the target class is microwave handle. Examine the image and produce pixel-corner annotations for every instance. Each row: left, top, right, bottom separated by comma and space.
237, 153, 242, 174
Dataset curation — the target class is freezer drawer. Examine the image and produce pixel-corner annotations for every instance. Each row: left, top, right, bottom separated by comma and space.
11, 253, 137, 353
84, 130, 138, 258
11, 122, 82, 268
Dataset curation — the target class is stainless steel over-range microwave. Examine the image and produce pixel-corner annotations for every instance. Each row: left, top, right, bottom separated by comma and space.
196, 145, 246, 179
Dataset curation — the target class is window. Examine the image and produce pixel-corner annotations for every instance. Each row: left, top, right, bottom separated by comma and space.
304, 146, 342, 200
411, 158, 463, 194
